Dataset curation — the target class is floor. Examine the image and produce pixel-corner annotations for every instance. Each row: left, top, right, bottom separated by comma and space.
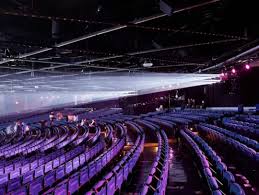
121, 138, 206, 195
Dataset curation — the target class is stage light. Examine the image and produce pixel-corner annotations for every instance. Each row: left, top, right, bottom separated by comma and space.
245, 64, 250, 70
220, 72, 224, 77
231, 68, 236, 74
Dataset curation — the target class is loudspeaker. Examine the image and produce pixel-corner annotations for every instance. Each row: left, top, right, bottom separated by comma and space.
238, 104, 244, 113
160, 0, 174, 16
256, 104, 259, 114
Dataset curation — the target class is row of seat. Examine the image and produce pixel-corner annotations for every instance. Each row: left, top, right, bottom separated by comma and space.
141, 130, 169, 195
180, 130, 223, 194
43, 128, 126, 194
86, 121, 145, 194
222, 118, 259, 141
199, 123, 259, 152
184, 129, 245, 195
197, 124, 258, 167
5, 140, 105, 195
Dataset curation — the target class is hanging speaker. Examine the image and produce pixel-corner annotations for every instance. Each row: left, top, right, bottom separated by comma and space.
160, 0, 174, 16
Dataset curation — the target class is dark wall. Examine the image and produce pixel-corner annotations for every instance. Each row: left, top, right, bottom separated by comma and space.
180, 68, 259, 107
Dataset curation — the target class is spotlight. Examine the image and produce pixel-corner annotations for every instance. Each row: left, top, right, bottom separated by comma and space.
220, 72, 224, 77
231, 68, 236, 74
245, 64, 250, 70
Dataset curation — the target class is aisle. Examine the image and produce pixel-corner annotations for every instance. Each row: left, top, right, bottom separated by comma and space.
166, 139, 206, 195
121, 142, 158, 194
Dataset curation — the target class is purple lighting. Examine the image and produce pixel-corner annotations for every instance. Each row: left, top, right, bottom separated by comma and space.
231, 68, 236, 74
245, 64, 250, 70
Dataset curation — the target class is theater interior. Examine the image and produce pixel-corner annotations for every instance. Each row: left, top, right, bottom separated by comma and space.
0, 0, 258, 194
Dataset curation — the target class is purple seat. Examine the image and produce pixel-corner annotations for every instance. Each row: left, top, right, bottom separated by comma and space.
23, 170, 34, 184
93, 180, 106, 195
96, 158, 103, 172
10, 169, 20, 180
105, 173, 116, 194
229, 183, 245, 195
35, 165, 44, 178
73, 157, 80, 170
65, 161, 73, 175
79, 154, 86, 165
5, 164, 14, 174
60, 155, 65, 164
53, 158, 60, 169
0, 186, 5, 195
89, 162, 96, 179
106, 151, 111, 162
0, 174, 8, 185
208, 176, 219, 191
29, 176, 43, 195
68, 173, 79, 194
85, 151, 90, 162
101, 155, 107, 167
56, 165, 65, 180
30, 160, 38, 170
21, 164, 30, 175
54, 182, 68, 195
113, 166, 123, 190
44, 161, 53, 173
80, 167, 89, 185
9, 186, 27, 195
44, 171, 56, 188
7, 178, 21, 192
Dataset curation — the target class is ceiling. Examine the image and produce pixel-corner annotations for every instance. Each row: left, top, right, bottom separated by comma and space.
0, 0, 258, 86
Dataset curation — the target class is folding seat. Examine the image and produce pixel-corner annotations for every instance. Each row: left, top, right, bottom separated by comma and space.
96, 158, 103, 173
21, 164, 30, 176
35, 165, 44, 178
44, 161, 53, 173
23, 170, 34, 184
56, 165, 65, 180
122, 161, 129, 180
30, 160, 38, 170
79, 153, 86, 166
29, 176, 43, 195
7, 178, 21, 192
5, 164, 14, 174
68, 173, 79, 194
80, 166, 89, 186
38, 158, 44, 166
73, 157, 80, 170
106, 150, 111, 162
53, 157, 60, 169
85, 151, 90, 162
203, 168, 213, 178
229, 182, 245, 195
222, 171, 235, 187
141, 184, 150, 195
44, 171, 56, 188
113, 166, 123, 190
0, 168, 3, 175
216, 162, 227, 177
207, 176, 219, 191
93, 180, 106, 195
14, 162, 22, 169
9, 186, 27, 195
105, 172, 116, 195
101, 155, 107, 167
89, 162, 96, 179
65, 161, 73, 175
54, 181, 68, 195
60, 155, 65, 165
0, 174, 8, 185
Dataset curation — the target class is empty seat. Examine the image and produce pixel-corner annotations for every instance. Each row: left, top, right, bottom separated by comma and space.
29, 176, 43, 195
68, 173, 79, 194
44, 171, 56, 188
